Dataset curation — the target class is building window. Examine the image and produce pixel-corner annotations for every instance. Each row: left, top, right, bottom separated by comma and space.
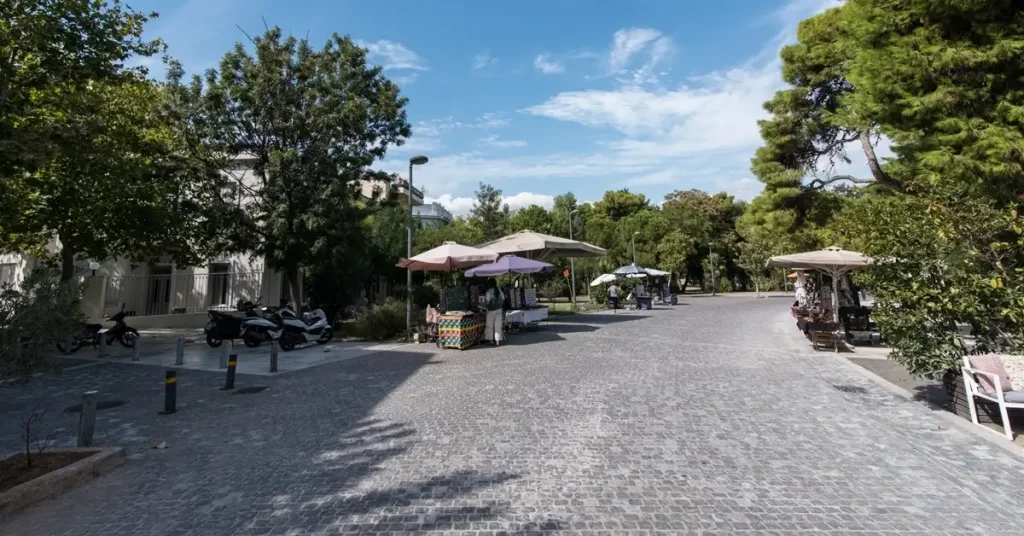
0, 263, 16, 289
207, 263, 231, 308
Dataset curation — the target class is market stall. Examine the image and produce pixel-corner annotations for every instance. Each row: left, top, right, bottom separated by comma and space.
767, 246, 874, 350
465, 255, 553, 331
397, 241, 498, 348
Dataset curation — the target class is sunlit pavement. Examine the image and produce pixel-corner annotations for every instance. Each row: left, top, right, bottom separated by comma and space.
4, 298, 1024, 535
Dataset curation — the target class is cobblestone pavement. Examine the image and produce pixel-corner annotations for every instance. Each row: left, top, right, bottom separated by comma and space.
4, 298, 1024, 535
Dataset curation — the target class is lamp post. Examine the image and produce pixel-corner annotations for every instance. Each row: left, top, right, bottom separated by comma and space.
631, 232, 640, 266
708, 243, 716, 297
407, 155, 428, 340
568, 209, 579, 309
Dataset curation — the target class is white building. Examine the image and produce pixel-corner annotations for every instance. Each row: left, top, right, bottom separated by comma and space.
1, 158, 417, 328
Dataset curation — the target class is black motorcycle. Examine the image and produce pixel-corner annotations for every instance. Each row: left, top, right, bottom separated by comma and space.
57, 304, 139, 354
204, 298, 266, 347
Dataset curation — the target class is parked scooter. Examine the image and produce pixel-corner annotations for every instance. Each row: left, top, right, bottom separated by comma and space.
204, 297, 267, 347
240, 303, 283, 348
57, 304, 139, 354
277, 304, 333, 351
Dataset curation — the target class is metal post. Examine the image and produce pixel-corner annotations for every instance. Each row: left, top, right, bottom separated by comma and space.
77, 391, 97, 447
709, 244, 716, 297
568, 210, 578, 309
219, 342, 228, 369
221, 354, 237, 390
131, 336, 141, 361
160, 371, 177, 414
632, 234, 638, 266
270, 341, 278, 373
406, 163, 413, 341
175, 337, 185, 366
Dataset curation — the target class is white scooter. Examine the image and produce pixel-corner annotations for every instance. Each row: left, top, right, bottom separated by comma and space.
276, 305, 333, 351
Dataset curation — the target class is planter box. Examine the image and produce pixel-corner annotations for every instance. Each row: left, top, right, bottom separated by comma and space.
0, 447, 124, 520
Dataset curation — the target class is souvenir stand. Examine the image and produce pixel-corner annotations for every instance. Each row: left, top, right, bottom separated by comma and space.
615, 264, 654, 310
397, 242, 498, 350
466, 255, 555, 332
767, 246, 873, 350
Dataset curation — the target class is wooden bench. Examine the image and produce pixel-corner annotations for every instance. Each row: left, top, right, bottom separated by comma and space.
807, 321, 840, 352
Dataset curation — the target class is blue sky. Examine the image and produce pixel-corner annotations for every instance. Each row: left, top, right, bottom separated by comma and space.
134, 0, 857, 215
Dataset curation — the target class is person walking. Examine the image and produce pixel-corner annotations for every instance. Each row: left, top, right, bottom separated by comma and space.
482, 279, 505, 346
608, 283, 619, 310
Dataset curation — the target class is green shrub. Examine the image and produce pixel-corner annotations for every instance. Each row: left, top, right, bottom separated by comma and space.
1, 269, 83, 382
352, 297, 422, 341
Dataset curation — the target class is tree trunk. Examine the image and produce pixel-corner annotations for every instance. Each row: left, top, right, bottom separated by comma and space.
59, 248, 75, 281
285, 265, 302, 309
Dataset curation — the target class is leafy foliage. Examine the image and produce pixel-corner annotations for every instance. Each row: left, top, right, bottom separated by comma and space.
746, 0, 1024, 376
0, 269, 83, 383
470, 182, 509, 241
175, 28, 411, 307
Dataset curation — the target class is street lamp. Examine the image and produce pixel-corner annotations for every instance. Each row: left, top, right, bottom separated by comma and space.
708, 243, 716, 297
568, 209, 579, 309
407, 155, 428, 339
631, 232, 640, 266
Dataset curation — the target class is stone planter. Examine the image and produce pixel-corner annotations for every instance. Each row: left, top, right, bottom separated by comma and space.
0, 447, 124, 520
943, 368, 1024, 431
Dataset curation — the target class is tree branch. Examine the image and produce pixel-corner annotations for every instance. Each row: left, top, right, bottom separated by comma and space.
805, 175, 877, 190
859, 129, 904, 192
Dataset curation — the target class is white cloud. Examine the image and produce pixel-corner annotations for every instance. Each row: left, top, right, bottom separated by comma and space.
473, 51, 499, 70
479, 135, 527, 148
609, 28, 663, 71
357, 39, 428, 71
534, 53, 564, 74
394, 0, 841, 206
426, 192, 554, 218
713, 177, 764, 201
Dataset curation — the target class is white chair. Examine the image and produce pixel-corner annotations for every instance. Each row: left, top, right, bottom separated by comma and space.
961, 355, 1024, 441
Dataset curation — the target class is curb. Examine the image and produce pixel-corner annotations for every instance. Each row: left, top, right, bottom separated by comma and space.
0, 447, 125, 520
832, 354, 1024, 458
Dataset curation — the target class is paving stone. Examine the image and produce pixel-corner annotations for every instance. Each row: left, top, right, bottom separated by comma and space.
3, 298, 1024, 534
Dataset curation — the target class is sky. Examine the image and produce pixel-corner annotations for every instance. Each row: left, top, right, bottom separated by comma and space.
132, 0, 865, 216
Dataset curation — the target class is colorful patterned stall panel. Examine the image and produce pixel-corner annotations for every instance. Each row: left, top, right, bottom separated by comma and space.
437, 312, 486, 350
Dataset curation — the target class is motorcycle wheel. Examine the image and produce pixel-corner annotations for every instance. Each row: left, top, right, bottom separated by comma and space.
242, 330, 262, 348
279, 336, 297, 351
118, 332, 138, 348
316, 328, 333, 345
206, 333, 224, 348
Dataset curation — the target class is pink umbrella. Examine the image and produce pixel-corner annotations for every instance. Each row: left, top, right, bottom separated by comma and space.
397, 241, 499, 271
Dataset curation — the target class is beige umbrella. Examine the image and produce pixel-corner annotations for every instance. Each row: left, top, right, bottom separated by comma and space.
397, 241, 499, 271
767, 246, 872, 318
476, 229, 607, 260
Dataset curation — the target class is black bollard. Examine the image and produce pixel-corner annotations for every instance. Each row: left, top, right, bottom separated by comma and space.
159, 370, 177, 415
77, 391, 98, 447
220, 354, 238, 390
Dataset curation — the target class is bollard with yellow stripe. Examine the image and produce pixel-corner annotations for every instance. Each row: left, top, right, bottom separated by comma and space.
159, 370, 177, 414
220, 354, 238, 391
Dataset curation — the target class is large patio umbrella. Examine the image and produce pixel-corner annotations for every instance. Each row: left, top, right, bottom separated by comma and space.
464, 255, 554, 277
614, 264, 648, 276
767, 246, 872, 318
397, 241, 499, 271
477, 229, 607, 260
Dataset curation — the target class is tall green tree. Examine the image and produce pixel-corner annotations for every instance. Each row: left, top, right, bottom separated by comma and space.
0, 0, 160, 180
5, 78, 224, 280
748, 0, 1024, 375
508, 204, 552, 235
470, 182, 509, 241
177, 28, 411, 306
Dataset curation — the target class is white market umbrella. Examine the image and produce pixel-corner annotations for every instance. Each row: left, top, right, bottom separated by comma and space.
477, 229, 607, 260
590, 273, 617, 287
397, 241, 499, 271
767, 246, 873, 319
